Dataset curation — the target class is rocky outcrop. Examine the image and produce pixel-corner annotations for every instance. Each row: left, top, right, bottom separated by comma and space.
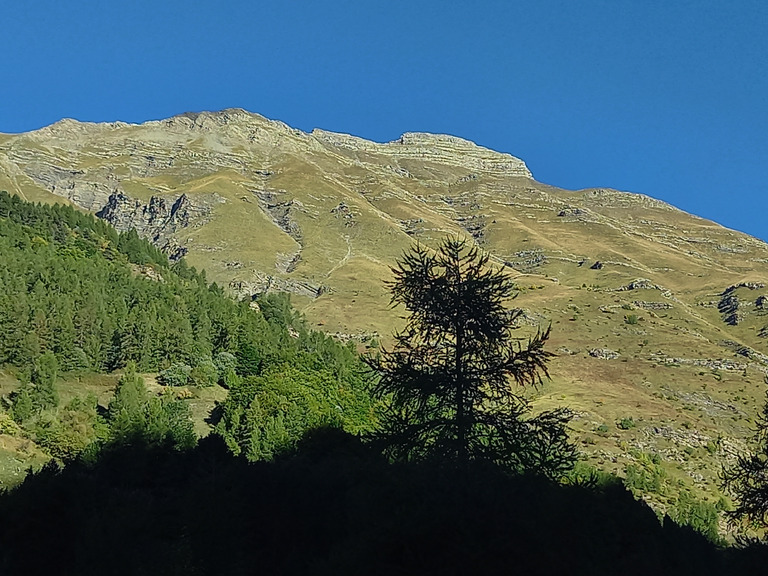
717, 283, 766, 326
229, 275, 328, 300
506, 249, 546, 272
253, 190, 303, 241
312, 129, 532, 178
589, 348, 621, 360
722, 282, 765, 295
618, 279, 661, 291
21, 163, 115, 211
633, 301, 673, 310
97, 192, 214, 259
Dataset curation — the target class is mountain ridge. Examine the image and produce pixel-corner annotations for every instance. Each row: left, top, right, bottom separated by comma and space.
1, 109, 767, 513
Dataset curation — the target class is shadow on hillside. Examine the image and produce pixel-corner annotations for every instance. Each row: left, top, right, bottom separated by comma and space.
1, 429, 766, 576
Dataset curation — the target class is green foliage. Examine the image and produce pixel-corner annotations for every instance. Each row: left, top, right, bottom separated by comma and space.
107, 364, 196, 451
190, 358, 218, 387
158, 363, 192, 387
624, 314, 639, 325
617, 417, 636, 430
0, 192, 376, 470
31, 351, 59, 411
215, 363, 375, 460
34, 395, 109, 461
216, 325, 375, 460
624, 452, 668, 495
10, 382, 34, 423
668, 492, 722, 543
213, 351, 237, 379
256, 292, 302, 329
367, 238, 576, 478
0, 191, 288, 375
566, 461, 622, 488
0, 412, 22, 436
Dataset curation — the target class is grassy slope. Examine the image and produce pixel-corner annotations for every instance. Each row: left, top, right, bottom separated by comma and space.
1, 112, 767, 514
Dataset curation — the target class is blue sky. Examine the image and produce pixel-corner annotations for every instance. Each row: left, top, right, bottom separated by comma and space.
3, 1, 767, 241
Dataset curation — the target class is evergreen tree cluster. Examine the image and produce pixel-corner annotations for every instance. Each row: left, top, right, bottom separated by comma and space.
0, 191, 374, 463
0, 191, 280, 374
215, 328, 376, 460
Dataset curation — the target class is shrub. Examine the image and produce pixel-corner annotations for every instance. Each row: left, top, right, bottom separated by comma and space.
668, 492, 722, 543
0, 412, 21, 436
617, 417, 636, 430
34, 395, 108, 461
158, 363, 192, 387
213, 351, 237, 377
595, 423, 610, 436
190, 358, 218, 387
624, 453, 668, 495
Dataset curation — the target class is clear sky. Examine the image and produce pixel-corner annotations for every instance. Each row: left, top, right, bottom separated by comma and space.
3, 1, 767, 241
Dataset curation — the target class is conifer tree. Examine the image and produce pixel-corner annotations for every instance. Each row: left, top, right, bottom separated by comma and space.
31, 351, 59, 411
368, 237, 576, 478
10, 382, 34, 424
723, 378, 768, 531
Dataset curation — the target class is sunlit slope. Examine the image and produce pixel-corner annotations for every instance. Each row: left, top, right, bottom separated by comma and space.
2, 108, 767, 509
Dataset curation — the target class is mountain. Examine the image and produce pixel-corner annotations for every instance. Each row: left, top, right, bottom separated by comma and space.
2, 108, 768, 511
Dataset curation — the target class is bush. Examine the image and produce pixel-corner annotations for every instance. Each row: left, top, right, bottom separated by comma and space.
617, 417, 636, 430
158, 363, 192, 387
34, 395, 108, 461
108, 368, 196, 451
624, 456, 668, 495
190, 359, 218, 387
10, 383, 34, 423
213, 351, 237, 377
0, 412, 21, 436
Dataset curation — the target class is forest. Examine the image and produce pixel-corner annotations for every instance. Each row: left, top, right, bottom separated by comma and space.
1, 191, 767, 575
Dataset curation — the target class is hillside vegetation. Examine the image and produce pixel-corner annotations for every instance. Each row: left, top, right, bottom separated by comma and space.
0, 192, 373, 483
2, 193, 768, 573
2, 110, 767, 514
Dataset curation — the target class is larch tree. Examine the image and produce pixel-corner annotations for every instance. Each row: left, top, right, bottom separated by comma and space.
723, 378, 768, 532
367, 237, 576, 478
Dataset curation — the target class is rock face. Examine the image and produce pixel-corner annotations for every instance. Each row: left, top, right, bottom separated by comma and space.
21, 163, 115, 211
312, 129, 532, 178
97, 192, 216, 260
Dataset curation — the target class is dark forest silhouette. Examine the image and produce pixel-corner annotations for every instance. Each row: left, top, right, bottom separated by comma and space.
1, 431, 767, 576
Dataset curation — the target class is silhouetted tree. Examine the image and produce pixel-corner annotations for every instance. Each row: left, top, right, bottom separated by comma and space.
368, 237, 576, 477
723, 377, 768, 532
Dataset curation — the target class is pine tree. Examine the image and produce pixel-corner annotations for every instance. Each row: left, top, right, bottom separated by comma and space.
368, 237, 576, 478
10, 382, 34, 424
31, 351, 59, 411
